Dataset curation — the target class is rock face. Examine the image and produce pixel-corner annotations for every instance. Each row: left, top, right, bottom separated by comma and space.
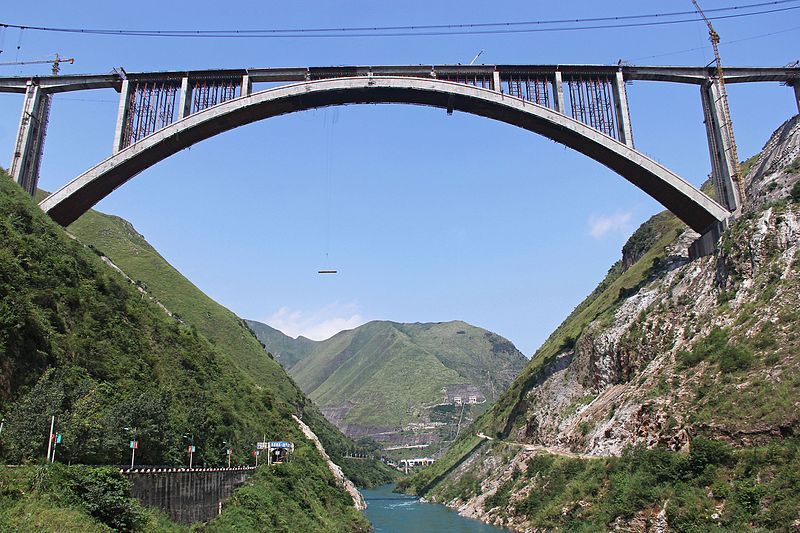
417, 116, 800, 530
292, 415, 367, 511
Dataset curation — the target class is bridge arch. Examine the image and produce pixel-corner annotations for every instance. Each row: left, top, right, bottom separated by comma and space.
39, 76, 729, 232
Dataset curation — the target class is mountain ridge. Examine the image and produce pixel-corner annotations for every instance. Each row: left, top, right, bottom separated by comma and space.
247, 318, 528, 450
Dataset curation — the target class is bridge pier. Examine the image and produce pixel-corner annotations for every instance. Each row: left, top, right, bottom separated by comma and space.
552, 71, 565, 114
242, 74, 252, 97
178, 77, 192, 120
794, 82, 800, 114
113, 79, 131, 154
612, 71, 634, 148
9, 80, 51, 196
700, 79, 741, 213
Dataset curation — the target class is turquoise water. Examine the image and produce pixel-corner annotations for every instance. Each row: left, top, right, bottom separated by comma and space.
362, 484, 507, 533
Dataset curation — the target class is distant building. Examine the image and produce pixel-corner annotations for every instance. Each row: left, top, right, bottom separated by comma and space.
468, 395, 478, 404
454, 396, 462, 406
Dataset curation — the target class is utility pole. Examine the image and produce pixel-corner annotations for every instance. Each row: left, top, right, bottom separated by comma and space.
124, 427, 138, 468
46, 416, 55, 463
692, 0, 745, 208
183, 433, 195, 469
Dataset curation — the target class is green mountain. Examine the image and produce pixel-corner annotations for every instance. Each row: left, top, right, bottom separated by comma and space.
59, 191, 394, 490
247, 321, 316, 369
401, 117, 800, 530
247, 319, 527, 452
0, 170, 370, 531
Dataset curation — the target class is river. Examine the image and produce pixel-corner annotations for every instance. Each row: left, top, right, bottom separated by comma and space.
362, 484, 507, 532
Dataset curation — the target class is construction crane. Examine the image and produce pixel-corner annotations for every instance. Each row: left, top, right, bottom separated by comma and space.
0, 54, 75, 75
692, 0, 745, 207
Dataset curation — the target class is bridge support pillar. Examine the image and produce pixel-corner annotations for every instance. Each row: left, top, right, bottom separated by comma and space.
793, 82, 800, 114
9, 80, 51, 196
113, 79, 131, 154
612, 71, 634, 148
242, 74, 252, 97
552, 71, 565, 114
492, 71, 501, 93
700, 79, 741, 212
178, 77, 192, 120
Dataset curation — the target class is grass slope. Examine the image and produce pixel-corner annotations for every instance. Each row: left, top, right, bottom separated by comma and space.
250, 319, 528, 429
0, 172, 369, 530
60, 194, 392, 487
245, 320, 315, 369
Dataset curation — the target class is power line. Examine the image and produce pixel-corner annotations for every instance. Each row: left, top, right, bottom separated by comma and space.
630, 24, 800, 61
1, 1, 798, 39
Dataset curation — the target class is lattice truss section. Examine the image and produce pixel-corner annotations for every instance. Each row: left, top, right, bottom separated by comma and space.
564, 75, 620, 140
121, 79, 181, 147
438, 72, 493, 89
122, 76, 242, 148
501, 73, 552, 106
190, 76, 241, 113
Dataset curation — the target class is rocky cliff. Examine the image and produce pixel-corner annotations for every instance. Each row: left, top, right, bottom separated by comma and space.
404, 116, 800, 531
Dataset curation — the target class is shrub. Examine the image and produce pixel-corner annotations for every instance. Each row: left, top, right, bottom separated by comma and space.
719, 344, 755, 373
66, 466, 144, 531
790, 180, 800, 202
677, 349, 704, 368
687, 438, 734, 477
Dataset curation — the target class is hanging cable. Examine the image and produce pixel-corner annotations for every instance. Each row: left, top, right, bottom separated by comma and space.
318, 108, 339, 275
14, 27, 23, 63
0, 25, 6, 55
0, 1, 798, 39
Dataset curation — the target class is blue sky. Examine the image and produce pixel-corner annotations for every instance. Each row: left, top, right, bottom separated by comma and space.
1, 1, 798, 354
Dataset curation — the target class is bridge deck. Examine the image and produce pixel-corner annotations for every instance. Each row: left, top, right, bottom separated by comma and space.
0, 64, 796, 94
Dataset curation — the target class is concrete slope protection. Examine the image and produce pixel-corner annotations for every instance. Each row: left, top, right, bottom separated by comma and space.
39, 76, 730, 233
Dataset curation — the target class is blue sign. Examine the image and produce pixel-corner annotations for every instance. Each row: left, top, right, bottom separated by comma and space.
268, 441, 293, 449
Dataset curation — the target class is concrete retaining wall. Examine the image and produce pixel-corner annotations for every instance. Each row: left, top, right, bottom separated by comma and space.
123, 466, 255, 524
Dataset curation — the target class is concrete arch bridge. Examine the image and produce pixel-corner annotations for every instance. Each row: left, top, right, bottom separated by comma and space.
2, 64, 798, 251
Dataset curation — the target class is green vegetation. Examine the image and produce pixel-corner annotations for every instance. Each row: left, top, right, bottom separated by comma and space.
791, 179, 800, 202
484, 210, 684, 440
677, 327, 755, 372
60, 190, 393, 487
250, 319, 527, 430
493, 438, 800, 531
0, 172, 371, 530
205, 445, 370, 532
245, 321, 315, 368
397, 435, 484, 495
0, 463, 181, 532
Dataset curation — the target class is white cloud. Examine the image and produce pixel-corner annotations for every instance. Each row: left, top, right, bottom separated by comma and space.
587, 212, 633, 239
263, 302, 368, 341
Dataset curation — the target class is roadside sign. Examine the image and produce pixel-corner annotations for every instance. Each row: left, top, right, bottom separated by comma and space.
256, 442, 268, 450
188, 445, 196, 453
55, 434, 62, 444
130, 440, 138, 449
226, 448, 232, 455
268, 441, 293, 449
252, 450, 259, 456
